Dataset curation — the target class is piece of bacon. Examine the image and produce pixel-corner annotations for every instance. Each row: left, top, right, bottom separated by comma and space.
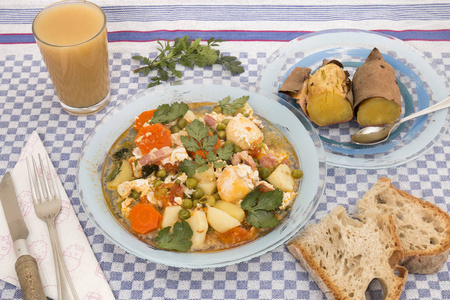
203, 115, 217, 128
231, 151, 257, 170
139, 146, 173, 166
259, 153, 277, 168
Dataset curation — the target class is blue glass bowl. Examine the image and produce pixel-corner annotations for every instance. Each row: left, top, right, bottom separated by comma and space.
77, 82, 326, 268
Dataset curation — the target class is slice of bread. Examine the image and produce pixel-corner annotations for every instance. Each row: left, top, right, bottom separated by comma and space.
354, 177, 450, 274
287, 206, 408, 300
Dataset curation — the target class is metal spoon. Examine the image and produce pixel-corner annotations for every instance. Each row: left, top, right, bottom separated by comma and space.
351, 96, 450, 145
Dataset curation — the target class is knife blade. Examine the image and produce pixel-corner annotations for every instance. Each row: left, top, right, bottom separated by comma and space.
0, 171, 46, 300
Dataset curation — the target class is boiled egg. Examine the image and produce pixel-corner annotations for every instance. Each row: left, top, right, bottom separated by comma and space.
226, 116, 263, 150
217, 164, 259, 203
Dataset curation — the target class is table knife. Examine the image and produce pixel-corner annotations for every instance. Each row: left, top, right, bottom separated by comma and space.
0, 171, 46, 300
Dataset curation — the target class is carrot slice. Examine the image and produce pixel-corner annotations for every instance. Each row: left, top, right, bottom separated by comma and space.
135, 123, 172, 155
134, 109, 156, 132
129, 203, 162, 234
217, 226, 258, 244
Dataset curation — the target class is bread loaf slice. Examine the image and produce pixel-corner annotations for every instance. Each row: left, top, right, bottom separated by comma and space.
287, 206, 407, 300
354, 177, 450, 274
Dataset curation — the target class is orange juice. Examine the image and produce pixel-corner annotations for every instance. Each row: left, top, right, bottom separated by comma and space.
32, 0, 110, 114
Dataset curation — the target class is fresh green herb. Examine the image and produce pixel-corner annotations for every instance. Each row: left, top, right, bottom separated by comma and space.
151, 102, 189, 124
141, 164, 159, 178
217, 95, 249, 115
178, 120, 234, 176
155, 220, 193, 252
133, 36, 244, 88
106, 160, 122, 182
241, 189, 283, 228
112, 147, 130, 161
107, 145, 132, 182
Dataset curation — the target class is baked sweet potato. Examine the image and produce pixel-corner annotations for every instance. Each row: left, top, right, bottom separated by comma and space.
279, 60, 353, 126
353, 48, 402, 127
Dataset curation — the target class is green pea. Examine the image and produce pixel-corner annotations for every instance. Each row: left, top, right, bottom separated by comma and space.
182, 198, 193, 209
212, 193, 221, 201
170, 125, 180, 133
192, 200, 199, 208
292, 169, 304, 179
222, 118, 230, 125
156, 169, 167, 178
155, 187, 168, 197
178, 209, 191, 221
233, 144, 242, 153
176, 118, 187, 129
212, 106, 222, 113
153, 180, 163, 188
192, 187, 205, 199
216, 123, 227, 131
199, 197, 208, 204
224, 140, 233, 146
205, 195, 216, 207
117, 200, 125, 210
185, 177, 198, 189
258, 167, 272, 179
130, 190, 141, 200
217, 130, 226, 140
123, 141, 132, 148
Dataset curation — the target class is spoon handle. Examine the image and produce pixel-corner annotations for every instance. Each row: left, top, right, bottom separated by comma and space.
399, 96, 450, 124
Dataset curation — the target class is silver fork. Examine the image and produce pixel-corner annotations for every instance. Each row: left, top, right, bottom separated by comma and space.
27, 154, 80, 300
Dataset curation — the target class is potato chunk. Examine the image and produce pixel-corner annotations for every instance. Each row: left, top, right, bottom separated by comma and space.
266, 164, 295, 192
194, 166, 217, 195
207, 207, 241, 233
214, 200, 246, 222
107, 160, 133, 189
187, 210, 208, 249
160, 206, 182, 229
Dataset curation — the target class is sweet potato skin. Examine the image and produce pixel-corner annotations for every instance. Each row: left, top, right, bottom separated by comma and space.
353, 48, 402, 126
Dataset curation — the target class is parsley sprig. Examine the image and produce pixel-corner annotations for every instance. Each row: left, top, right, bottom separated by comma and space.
155, 221, 193, 252
151, 102, 189, 124
217, 95, 249, 115
133, 36, 245, 87
241, 189, 283, 228
179, 119, 234, 177
107, 146, 131, 182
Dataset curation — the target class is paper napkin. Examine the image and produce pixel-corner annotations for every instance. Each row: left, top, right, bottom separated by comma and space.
0, 131, 115, 300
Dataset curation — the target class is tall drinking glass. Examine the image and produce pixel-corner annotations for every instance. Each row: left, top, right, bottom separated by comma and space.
32, 0, 110, 115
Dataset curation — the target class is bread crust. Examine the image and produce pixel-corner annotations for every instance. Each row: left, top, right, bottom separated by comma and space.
287, 206, 408, 300
355, 177, 450, 274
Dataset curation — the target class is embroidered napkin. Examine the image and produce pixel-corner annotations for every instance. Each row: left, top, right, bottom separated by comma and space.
0, 131, 115, 300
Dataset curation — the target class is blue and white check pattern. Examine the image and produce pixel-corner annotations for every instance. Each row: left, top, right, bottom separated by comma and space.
0, 49, 449, 299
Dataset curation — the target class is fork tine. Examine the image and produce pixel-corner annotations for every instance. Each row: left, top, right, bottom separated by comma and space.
26, 157, 39, 204
38, 154, 54, 201
32, 155, 46, 203
42, 154, 60, 200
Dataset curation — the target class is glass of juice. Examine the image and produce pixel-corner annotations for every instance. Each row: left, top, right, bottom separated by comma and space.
32, 0, 110, 115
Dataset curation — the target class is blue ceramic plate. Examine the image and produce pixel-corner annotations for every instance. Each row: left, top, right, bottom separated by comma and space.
77, 82, 326, 268
257, 29, 449, 169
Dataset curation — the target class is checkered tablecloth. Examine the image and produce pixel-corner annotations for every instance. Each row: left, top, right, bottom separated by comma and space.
1, 1, 450, 299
